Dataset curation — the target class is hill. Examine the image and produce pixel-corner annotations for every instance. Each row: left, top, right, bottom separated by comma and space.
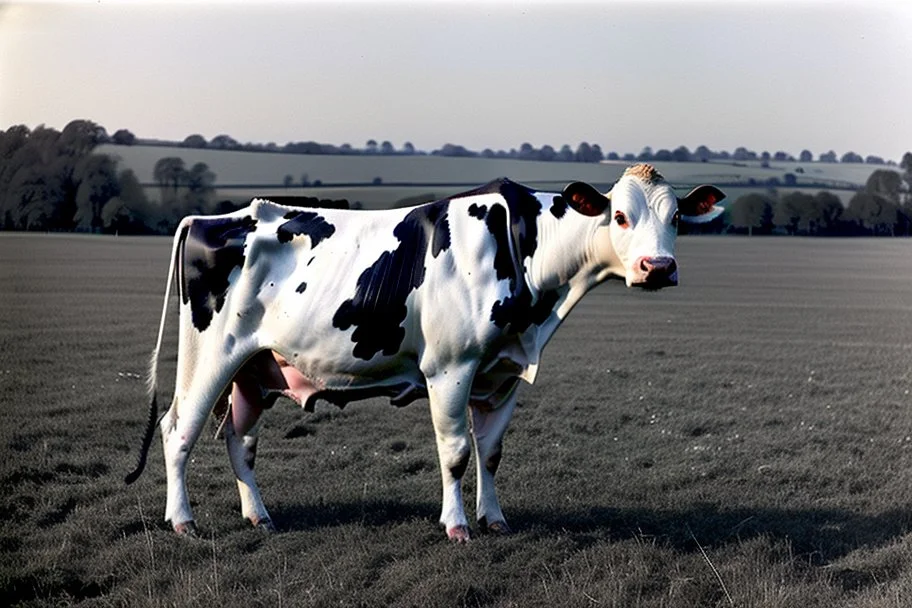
97, 144, 893, 209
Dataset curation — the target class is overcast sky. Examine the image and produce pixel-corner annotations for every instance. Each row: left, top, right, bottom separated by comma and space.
1, 0, 910, 161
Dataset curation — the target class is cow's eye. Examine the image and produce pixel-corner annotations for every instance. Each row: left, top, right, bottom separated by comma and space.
614, 211, 629, 228
671, 211, 680, 228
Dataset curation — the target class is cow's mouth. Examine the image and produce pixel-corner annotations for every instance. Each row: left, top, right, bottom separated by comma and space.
629, 257, 678, 290
631, 274, 679, 290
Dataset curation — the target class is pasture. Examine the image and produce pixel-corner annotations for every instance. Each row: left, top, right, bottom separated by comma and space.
2, 233, 912, 607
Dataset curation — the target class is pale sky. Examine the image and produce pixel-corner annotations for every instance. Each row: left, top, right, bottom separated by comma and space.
2, 0, 911, 161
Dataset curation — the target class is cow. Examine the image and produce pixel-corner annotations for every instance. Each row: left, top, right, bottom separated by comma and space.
124, 164, 725, 542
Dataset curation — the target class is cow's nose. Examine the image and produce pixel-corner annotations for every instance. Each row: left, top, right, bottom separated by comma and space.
638, 256, 677, 275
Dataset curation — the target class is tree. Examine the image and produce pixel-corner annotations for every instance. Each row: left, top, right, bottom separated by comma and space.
694, 145, 713, 162
183, 162, 216, 215
865, 155, 885, 165
901, 152, 912, 174
181, 134, 208, 149
380, 141, 395, 155
670, 145, 691, 162
846, 192, 899, 235
365, 139, 378, 154
539, 144, 556, 162
654, 149, 673, 161
557, 145, 574, 162
8, 164, 62, 230
730, 193, 774, 236
153, 157, 187, 201
840, 151, 864, 164
102, 169, 158, 234
74, 153, 120, 232
209, 134, 239, 150
733, 147, 757, 161
111, 129, 136, 146
519, 142, 536, 160
865, 169, 902, 202
283, 174, 294, 188
899, 152, 912, 204
773, 192, 812, 235
819, 150, 837, 163
434, 143, 475, 157
590, 144, 604, 162
812, 191, 844, 235
402, 142, 415, 155
59, 119, 107, 156
636, 146, 653, 161
799, 149, 813, 163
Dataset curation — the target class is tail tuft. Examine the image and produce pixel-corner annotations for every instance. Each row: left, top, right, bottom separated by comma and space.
124, 394, 158, 485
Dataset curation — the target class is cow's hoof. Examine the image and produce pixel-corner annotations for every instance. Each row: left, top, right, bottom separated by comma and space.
250, 517, 276, 533
173, 521, 199, 537
446, 525, 471, 543
481, 519, 512, 536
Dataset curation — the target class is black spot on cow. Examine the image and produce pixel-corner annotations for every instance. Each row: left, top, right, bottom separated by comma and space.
449, 451, 470, 481
455, 179, 552, 334
276, 211, 336, 246
332, 200, 450, 360
550, 195, 568, 219
425, 201, 451, 257
458, 177, 541, 265
468, 203, 487, 220
296, 282, 307, 294
181, 215, 258, 332
491, 289, 560, 333
485, 204, 515, 286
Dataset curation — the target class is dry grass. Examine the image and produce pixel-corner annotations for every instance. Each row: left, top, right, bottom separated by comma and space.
2, 233, 912, 607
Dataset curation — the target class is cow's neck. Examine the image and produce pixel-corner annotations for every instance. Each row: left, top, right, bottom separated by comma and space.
526, 211, 621, 317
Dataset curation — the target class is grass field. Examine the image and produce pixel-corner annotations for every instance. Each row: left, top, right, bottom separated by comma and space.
2, 233, 912, 607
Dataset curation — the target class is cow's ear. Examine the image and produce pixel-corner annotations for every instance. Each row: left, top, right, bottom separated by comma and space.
562, 181, 610, 217
678, 185, 726, 223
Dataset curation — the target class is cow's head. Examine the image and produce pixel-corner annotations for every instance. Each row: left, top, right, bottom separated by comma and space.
563, 164, 725, 288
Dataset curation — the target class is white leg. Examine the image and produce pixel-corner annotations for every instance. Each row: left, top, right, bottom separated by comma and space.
425, 363, 477, 542
225, 413, 273, 530
161, 393, 213, 534
471, 381, 518, 534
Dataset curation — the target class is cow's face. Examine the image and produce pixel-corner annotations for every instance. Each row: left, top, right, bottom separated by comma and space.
563, 164, 725, 289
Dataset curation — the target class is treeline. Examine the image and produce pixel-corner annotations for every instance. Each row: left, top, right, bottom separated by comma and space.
716, 165, 912, 236
2, 119, 910, 236
0, 120, 229, 234
132, 130, 898, 166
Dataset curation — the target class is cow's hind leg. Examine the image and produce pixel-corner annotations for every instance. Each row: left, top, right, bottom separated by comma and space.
161, 387, 221, 535
425, 362, 477, 542
470, 381, 518, 535
225, 377, 274, 531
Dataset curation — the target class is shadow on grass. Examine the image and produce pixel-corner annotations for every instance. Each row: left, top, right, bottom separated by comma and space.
270, 498, 912, 564
510, 503, 912, 564
270, 499, 440, 532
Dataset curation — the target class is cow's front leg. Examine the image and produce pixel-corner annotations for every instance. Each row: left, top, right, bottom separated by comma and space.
470, 381, 518, 535
225, 382, 273, 530
425, 362, 477, 542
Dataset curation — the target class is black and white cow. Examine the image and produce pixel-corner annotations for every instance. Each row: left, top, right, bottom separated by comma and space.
125, 164, 724, 542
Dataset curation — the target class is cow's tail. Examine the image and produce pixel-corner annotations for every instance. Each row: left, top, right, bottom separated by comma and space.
125, 222, 187, 485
